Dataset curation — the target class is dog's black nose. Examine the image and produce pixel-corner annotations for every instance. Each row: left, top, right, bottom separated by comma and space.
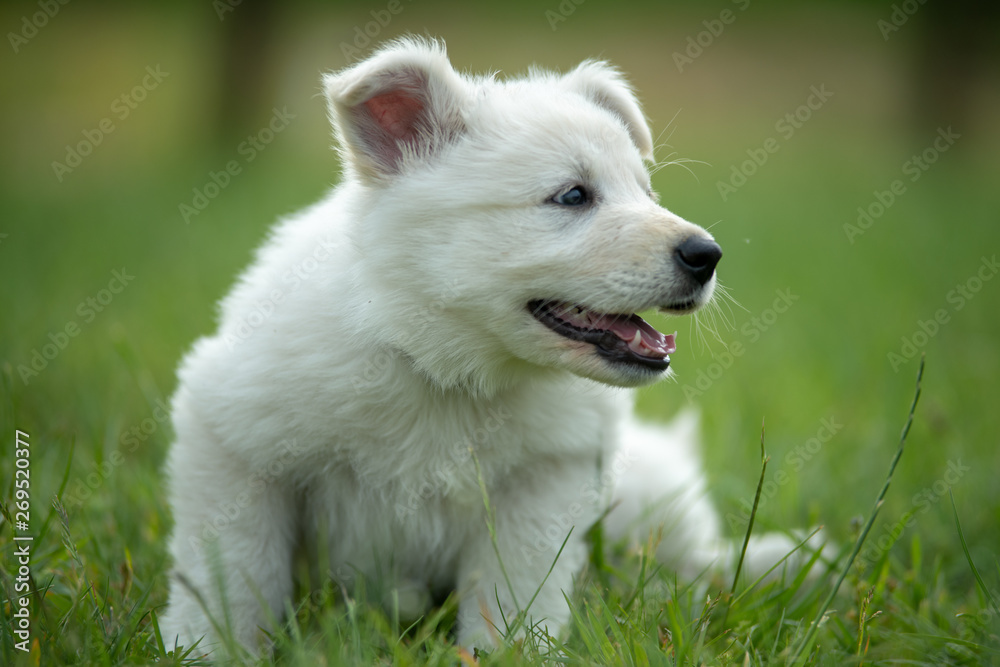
675, 236, 722, 285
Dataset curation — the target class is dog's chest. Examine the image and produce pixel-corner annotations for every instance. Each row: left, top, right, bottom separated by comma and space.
301, 377, 619, 508
301, 388, 614, 583
333, 399, 573, 507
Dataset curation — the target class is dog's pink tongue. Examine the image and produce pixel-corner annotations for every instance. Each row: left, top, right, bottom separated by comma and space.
554, 305, 676, 359
584, 313, 675, 359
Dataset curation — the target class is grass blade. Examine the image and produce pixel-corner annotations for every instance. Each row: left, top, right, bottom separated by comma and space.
789, 354, 924, 665
950, 492, 1000, 617
723, 418, 769, 627
470, 448, 520, 617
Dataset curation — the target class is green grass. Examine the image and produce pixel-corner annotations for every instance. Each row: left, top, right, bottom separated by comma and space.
2, 3, 1000, 665
5, 368, 997, 665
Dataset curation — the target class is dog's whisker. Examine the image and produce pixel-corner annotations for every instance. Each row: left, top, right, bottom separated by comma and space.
692, 305, 723, 352
649, 109, 682, 156
649, 156, 707, 182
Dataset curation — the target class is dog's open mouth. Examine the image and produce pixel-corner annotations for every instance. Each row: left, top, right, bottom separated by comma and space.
528, 300, 676, 371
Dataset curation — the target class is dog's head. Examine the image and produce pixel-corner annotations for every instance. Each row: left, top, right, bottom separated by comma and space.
324, 38, 721, 393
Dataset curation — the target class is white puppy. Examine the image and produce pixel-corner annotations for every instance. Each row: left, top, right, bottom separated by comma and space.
161, 38, 814, 654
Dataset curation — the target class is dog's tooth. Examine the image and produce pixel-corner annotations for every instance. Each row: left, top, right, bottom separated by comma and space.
629, 330, 644, 351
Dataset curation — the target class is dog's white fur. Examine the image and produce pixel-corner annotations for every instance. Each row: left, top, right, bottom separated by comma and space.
161, 38, 817, 654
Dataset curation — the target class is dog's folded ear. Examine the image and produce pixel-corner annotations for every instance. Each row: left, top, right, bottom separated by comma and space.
323, 38, 468, 181
561, 62, 654, 161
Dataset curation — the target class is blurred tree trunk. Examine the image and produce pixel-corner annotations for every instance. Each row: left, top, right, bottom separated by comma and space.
911, 1, 1000, 139
215, 1, 279, 148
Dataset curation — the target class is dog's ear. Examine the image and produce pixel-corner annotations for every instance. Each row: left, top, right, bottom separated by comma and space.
323, 38, 468, 181
561, 61, 654, 160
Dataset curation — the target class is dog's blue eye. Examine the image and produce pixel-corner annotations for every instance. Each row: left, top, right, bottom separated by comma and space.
554, 186, 589, 206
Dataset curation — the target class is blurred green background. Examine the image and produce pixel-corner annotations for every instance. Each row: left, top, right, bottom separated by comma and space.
2, 0, 998, 636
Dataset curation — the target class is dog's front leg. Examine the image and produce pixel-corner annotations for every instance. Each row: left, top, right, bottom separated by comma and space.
455, 461, 597, 650
161, 437, 298, 656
